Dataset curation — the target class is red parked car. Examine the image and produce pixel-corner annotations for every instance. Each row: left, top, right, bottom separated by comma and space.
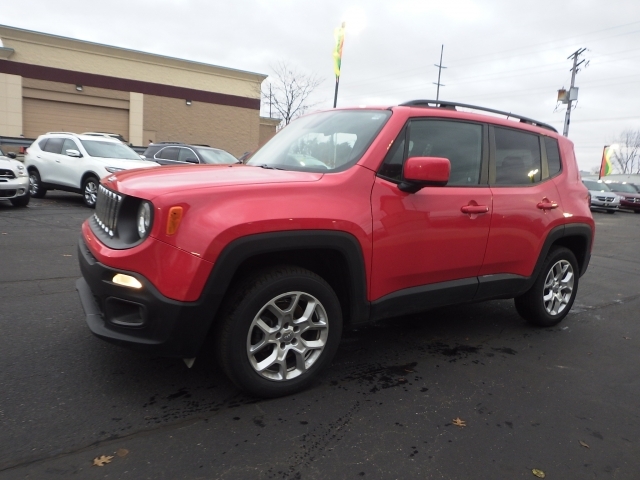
605, 182, 640, 213
76, 100, 595, 397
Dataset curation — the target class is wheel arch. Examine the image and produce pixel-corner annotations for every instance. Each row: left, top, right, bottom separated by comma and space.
81, 171, 101, 185
537, 223, 593, 279
199, 231, 370, 335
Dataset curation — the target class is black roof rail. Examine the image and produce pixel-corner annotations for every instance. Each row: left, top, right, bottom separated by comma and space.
398, 100, 557, 133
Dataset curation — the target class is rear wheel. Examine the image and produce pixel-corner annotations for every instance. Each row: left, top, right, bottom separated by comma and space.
82, 176, 99, 208
606, 210, 616, 214
29, 170, 47, 198
216, 266, 342, 398
515, 246, 579, 327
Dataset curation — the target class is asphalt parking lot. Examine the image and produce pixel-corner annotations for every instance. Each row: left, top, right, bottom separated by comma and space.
1, 193, 639, 479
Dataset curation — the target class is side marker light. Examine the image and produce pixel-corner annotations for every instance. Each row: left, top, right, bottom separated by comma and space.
167, 206, 184, 235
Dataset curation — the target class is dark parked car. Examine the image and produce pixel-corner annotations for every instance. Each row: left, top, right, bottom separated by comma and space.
142, 143, 239, 165
605, 182, 640, 213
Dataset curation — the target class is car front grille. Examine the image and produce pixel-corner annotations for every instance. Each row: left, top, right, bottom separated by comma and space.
596, 196, 615, 202
94, 185, 123, 237
0, 189, 17, 198
0, 169, 16, 179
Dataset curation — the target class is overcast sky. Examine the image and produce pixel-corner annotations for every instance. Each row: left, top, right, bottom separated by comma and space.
3, 0, 640, 172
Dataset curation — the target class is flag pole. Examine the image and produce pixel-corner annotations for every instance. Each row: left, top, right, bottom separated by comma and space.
332, 22, 345, 108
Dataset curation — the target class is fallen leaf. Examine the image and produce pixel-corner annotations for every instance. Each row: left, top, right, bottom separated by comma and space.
1, 233, 6, 235
623, 336, 631, 340
579, 440, 590, 448
116, 448, 129, 457
452, 417, 466, 427
92, 455, 114, 467
62, 254, 72, 257
532, 469, 546, 478
404, 369, 414, 373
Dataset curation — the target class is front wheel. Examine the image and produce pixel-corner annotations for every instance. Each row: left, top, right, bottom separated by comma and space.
216, 266, 343, 398
606, 209, 616, 214
10, 193, 30, 207
82, 176, 99, 208
29, 170, 47, 198
515, 246, 579, 327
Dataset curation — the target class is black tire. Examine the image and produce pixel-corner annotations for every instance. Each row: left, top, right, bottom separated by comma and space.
216, 266, 343, 398
82, 176, 99, 208
514, 246, 579, 327
28, 170, 47, 198
10, 192, 30, 207
606, 210, 616, 214
634, 210, 640, 214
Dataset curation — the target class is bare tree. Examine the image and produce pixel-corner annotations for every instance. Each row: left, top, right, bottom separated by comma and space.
611, 129, 640, 174
262, 61, 323, 128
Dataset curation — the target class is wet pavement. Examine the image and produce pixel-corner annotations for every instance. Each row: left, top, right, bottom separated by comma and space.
1, 193, 639, 479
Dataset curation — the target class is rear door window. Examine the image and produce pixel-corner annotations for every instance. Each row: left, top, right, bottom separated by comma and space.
42, 138, 64, 154
157, 147, 179, 161
494, 128, 541, 185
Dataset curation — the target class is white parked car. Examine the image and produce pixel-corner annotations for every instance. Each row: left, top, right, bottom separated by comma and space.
25, 132, 158, 207
0, 147, 30, 207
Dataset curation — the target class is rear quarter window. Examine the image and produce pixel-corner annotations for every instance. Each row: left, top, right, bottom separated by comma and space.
544, 137, 562, 177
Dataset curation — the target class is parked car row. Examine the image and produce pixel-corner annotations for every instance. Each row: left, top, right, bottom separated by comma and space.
4, 133, 240, 208
582, 179, 640, 214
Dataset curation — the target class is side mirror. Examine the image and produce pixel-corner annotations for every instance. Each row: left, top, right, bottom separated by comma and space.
184, 157, 199, 164
66, 149, 82, 158
7, 152, 17, 159
398, 156, 450, 193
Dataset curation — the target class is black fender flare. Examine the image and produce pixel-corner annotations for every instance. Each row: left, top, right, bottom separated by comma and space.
197, 230, 371, 328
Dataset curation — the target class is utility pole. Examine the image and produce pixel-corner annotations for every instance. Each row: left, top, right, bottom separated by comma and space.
433, 45, 446, 102
562, 48, 587, 137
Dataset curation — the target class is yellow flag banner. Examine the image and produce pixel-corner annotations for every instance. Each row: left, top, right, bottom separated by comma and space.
600, 145, 613, 177
333, 24, 345, 78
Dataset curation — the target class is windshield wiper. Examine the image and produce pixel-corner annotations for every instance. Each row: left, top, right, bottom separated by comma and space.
258, 164, 284, 170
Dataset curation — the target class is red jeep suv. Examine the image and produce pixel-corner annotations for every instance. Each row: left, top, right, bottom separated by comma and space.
76, 100, 595, 397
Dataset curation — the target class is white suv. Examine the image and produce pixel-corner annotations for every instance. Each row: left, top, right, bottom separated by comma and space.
25, 132, 158, 207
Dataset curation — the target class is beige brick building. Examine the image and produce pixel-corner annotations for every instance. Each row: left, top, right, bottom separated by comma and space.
0, 25, 278, 156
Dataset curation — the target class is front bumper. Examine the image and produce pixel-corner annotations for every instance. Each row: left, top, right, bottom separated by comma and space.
76, 237, 214, 357
0, 176, 29, 199
619, 199, 640, 211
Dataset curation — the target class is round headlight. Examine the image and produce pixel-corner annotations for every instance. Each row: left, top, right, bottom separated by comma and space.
137, 201, 152, 239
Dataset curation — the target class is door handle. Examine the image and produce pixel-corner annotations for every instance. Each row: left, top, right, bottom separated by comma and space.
461, 205, 489, 214
537, 200, 558, 210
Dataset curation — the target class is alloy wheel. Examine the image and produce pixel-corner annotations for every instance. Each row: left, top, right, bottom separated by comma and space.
246, 291, 329, 381
542, 259, 574, 316
84, 181, 98, 206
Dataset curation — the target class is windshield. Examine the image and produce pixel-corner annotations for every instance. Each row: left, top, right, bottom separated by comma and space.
607, 183, 637, 193
195, 148, 238, 164
80, 140, 141, 160
583, 180, 611, 192
247, 109, 392, 172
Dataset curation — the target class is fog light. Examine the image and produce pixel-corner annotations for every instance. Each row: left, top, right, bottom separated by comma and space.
112, 273, 142, 289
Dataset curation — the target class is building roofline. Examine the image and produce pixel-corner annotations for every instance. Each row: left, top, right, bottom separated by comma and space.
0, 24, 267, 82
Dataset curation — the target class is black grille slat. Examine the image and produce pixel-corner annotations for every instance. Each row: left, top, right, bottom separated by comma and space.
94, 185, 123, 237
0, 169, 16, 179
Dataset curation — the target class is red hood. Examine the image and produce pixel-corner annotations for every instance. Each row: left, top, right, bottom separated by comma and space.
102, 164, 323, 199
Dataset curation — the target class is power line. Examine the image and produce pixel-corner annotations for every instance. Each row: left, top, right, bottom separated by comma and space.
433, 45, 446, 101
